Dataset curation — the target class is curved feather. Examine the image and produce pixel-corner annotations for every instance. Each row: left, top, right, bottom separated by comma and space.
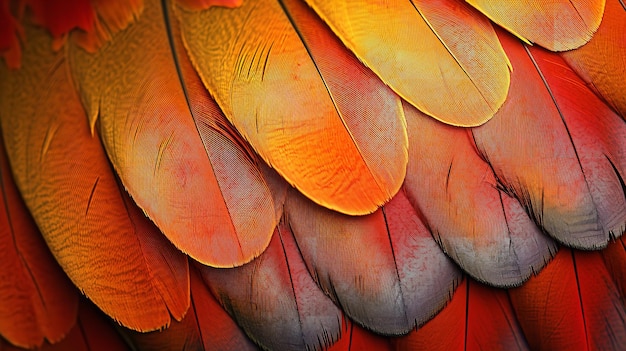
403, 100, 556, 286
198, 223, 343, 351
509, 248, 626, 350
68, 0, 275, 267
304, 0, 511, 126
0, 299, 130, 351
327, 318, 393, 351
71, 0, 144, 53
466, 0, 604, 51
0, 22, 189, 331
602, 238, 626, 309
285, 187, 460, 335
0, 134, 78, 348
563, 0, 626, 118
176, 0, 407, 215
393, 279, 529, 351
128, 266, 259, 351
472, 30, 626, 250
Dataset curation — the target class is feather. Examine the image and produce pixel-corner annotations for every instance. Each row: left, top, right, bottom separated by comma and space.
128, 265, 258, 351
509, 248, 626, 350
601, 238, 626, 308
466, 0, 604, 51
304, 0, 511, 126
0, 133, 78, 348
0, 21, 189, 331
327, 318, 393, 351
403, 100, 556, 286
563, 0, 626, 118
393, 279, 528, 351
198, 222, 343, 351
472, 29, 626, 250
285, 187, 460, 335
71, 0, 144, 53
0, 299, 130, 351
24, 0, 94, 38
0, 0, 22, 68
68, 0, 275, 267
176, 0, 407, 215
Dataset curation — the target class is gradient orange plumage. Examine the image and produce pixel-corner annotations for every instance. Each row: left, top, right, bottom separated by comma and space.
0, 0, 625, 350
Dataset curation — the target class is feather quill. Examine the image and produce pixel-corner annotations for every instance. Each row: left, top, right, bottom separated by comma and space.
285, 187, 460, 335
0, 21, 189, 331
68, 0, 275, 267
393, 279, 529, 351
403, 100, 556, 286
304, 0, 511, 126
466, 0, 604, 51
472, 30, 626, 249
176, 0, 407, 215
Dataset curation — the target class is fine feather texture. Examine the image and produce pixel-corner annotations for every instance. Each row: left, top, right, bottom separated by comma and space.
285, 187, 460, 335
0, 22, 189, 331
69, 0, 275, 267
393, 279, 529, 351
199, 223, 343, 351
0, 0, 625, 350
128, 266, 259, 351
304, 0, 511, 126
472, 29, 626, 250
562, 0, 626, 119
0, 299, 131, 351
71, 0, 144, 53
176, 0, 407, 216
403, 100, 556, 287
509, 248, 626, 350
0, 134, 78, 348
466, 0, 604, 51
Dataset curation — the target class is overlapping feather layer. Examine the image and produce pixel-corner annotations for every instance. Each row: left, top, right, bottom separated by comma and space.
0, 0, 625, 350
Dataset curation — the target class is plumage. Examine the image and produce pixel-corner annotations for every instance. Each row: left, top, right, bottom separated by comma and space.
199, 223, 343, 351
286, 187, 460, 335
393, 279, 529, 351
0, 134, 78, 348
509, 248, 626, 350
69, 0, 276, 267
403, 99, 556, 286
0, 0, 625, 350
466, 0, 605, 51
562, 0, 626, 118
128, 266, 259, 351
304, 0, 511, 126
177, 0, 407, 215
0, 22, 189, 331
472, 29, 626, 250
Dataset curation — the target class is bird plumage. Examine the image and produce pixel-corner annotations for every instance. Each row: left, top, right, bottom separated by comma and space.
0, 0, 625, 350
